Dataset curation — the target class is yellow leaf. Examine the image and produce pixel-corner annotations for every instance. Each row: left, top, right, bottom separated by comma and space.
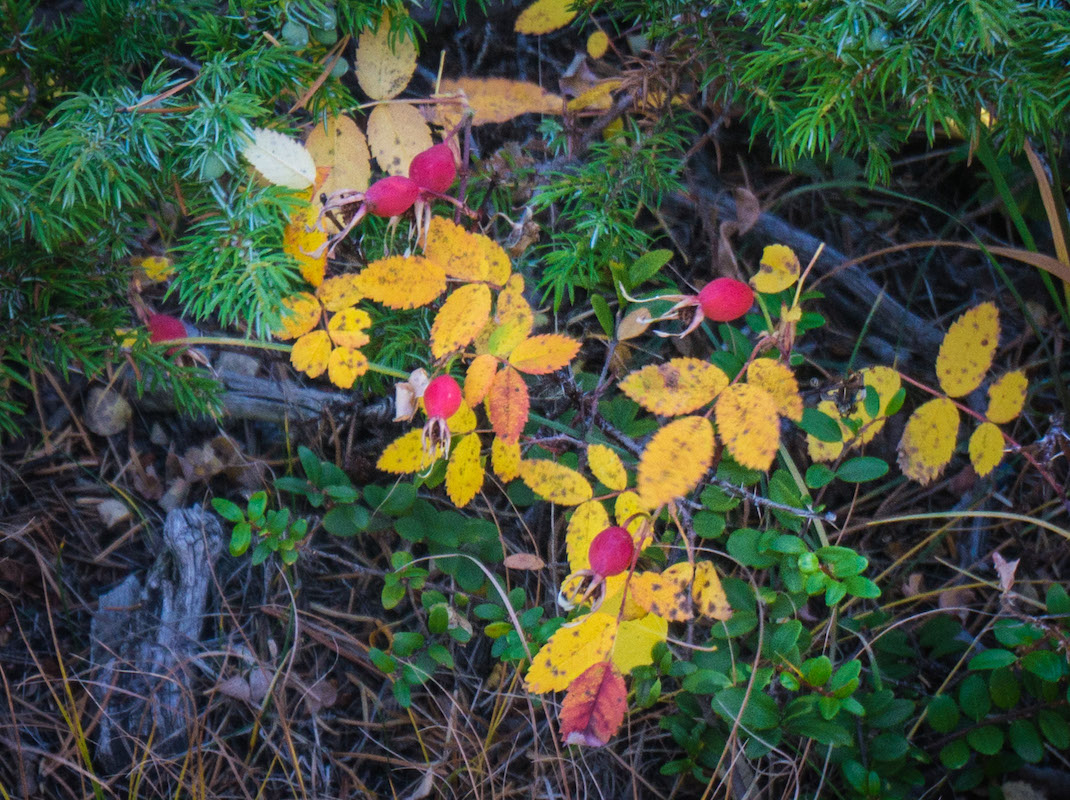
693, 561, 731, 621
478, 232, 513, 286
614, 491, 649, 537
356, 255, 447, 309
807, 400, 848, 463
630, 564, 695, 621
715, 384, 779, 471
465, 353, 499, 407
588, 443, 627, 492
897, 397, 960, 485
290, 330, 332, 378
487, 366, 529, 443
434, 77, 562, 129
567, 79, 621, 113
284, 202, 327, 286
327, 307, 372, 348
133, 255, 174, 282
431, 283, 493, 359
853, 366, 902, 444
425, 217, 492, 283
519, 459, 593, 505
377, 428, 442, 474
446, 401, 477, 434
508, 333, 581, 375
612, 614, 667, 675
986, 370, 1028, 424
273, 292, 322, 340
241, 127, 316, 189
751, 244, 800, 294
354, 10, 417, 101
969, 422, 1004, 478
306, 115, 371, 229
491, 436, 522, 482
328, 346, 368, 388
747, 359, 803, 421
619, 358, 729, 416
525, 612, 617, 693
317, 273, 364, 311
936, 302, 1000, 397
366, 102, 433, 176
446, 433, 484, 507
637, 416, 714, 508
586, 30, 609, 59
566, 500, 611, 573
515, 0, 579, 34
492, 274, 534, 355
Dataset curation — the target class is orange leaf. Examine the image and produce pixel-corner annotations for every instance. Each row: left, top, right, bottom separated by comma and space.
465, 353, 499, 407
508, 334, 581, 375
356, 255, 447, 309
487, 367, 529, 443
559, 661, 627, 747
431, 283, 492, 359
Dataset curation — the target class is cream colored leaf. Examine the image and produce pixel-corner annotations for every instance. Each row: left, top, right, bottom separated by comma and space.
619, 358, 729, 416
588, 444, 627, 492
969, 422, 1004, 478
242, 127, 316, 189
897, 397, 960, 485
637, 416, 714, 508
936, 303, 1000, 397
715, 383, 779, 471
566, 500, 611, 573
290, 330, 332, 378
525, 612, 617, 693
486, 366, 529, 444
747, 359, 803, 421
356, 255, 447, 309
519, 459, 593, 506
986, 370, 1028, 424
431, 283, 492, 359
366, 102, 433, 176
446, 433, 484, 507
355, 11, 417, 100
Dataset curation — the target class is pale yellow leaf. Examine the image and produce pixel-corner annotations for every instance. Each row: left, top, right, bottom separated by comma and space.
355, 10, 417, 100
327, 307, 372, 348
465, 353, 499, 407
366, 102, 433, 176
274, 292, 322, 340
715, 383, 779, 471
619, 358, 729, 416
306, 115, 371, 219
356, 255, 447, 309
747, 359, 803, 421
693, 561, 731, 621
242, 127, 316, 189
446, 433, 484, 507
434, 77, 562, 129
588, 443, 627, 491
519, 459, 593, 505
508, 334, 581, 375
525, 612, 617, 693
897, 397, 960, 485
377, 428, 442, 474
586, 30, 609, 59
327, 346, 368, 389
491, 436, 522, 482
637, 416, 714, 508
431, 283, 492, 359
969, 422, 1004, 478
566, 500, 611, 573
751, 244, 800, 294
986, 370, 1028, 424
806, 400, 848, 463
284, 202, 327, 286
515, 0, 579, 34
316, 273, 364, 311
614, 491, 649, 537
612, 614, 667, 675
630, 563, 695, 621
290, 330, 332, 378
936, 302, 1000, 397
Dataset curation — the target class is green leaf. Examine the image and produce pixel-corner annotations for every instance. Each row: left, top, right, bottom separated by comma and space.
693, 511, 726, 539
802, 656, 832, 687
988, 667, 1020, 710
926, 695, 960, 734
958, 674, 991, 722
1022, 649, 1065, 683
229, 521, 252, 556
246, 491, 268, 522
212, 497, 245, 523
369, 647, 397, 674
280, 547, 299, 565
967, 649, 1017, 671
681, 670, 732, 694
829, 660, 860, 698
392, 679, 411, 708
428, 604, 449, 634
589, 293, 615, 338
325, 484, 361, 502
939, 739, 970, 770
1008, 719, 1044, 763
835, 456, 888, 483
1038, 709, 1070, 749
428, 643, 454, 668
251, 541, 271, 566
712, 687, 780, 730
966, 725, 1003, 755
298, 446, 322, 485
843, 575, 881, 599
627, 249, 673, 289
805, 464, 835, 489
381, 580, 405, 610
392, 631, 425, 657
800, 407, 842, 442
1046, 582, 1070, 615
870, 732, 909, 762
322, 504, 370, 536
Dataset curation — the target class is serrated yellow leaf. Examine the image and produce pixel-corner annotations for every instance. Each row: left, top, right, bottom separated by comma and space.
356, 255, 446, 309
491, 436, 522, 482
446, 401, 477, 434
434, 77, 563, 129
327, 307, 372, 348
807, 400, 848, 463
472, 227, 513, 286
936, 302, 1000, 397
515, 0, 578, 34
525, 612, 617, 693
377, 428, 442, 474
355, 10, 417, 101
519, 459, 593, 505
586, 30, 609, 59
424, 217, 489, 283
630, 564, 694, 621
637, 416, 714, 508
446, 433, 484, 507
328, 346, 368, 388
614, 491, 649, 537
588, 443, 627, 491
431, 283, 492, 359
508, 334, 581, 375
492, 274, 534, 355
986, 370, 1028, 424
693, 561, 731, 621
366, 102, 432, 176
751, 244, 800, 294
242, 127, 316, 189
306, 115, 371, 205
487, 366, 529, 443
317, 273, 364, 311
290, 330, 332, 378
715, 384, 779, 471
612, 614, 667, 675
566, 500, 611, 573
133, 255, 174, 282
897, 397, 959, 485
969, 422, 1004, 478
567, 79, 621, 113
284, 203, 327, 286
273, 292, 322, 340
619, 358, 729, 416
465, 353, 499, 406
747, 359, 803, 421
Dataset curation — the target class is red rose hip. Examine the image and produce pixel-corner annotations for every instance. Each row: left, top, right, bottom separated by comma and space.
364, 176, 420, 218
698, 277, 754, 322
423, 375, 462, 420
147, 314, 187, 343
588, 526, 635, 577
408, 143, 457, 194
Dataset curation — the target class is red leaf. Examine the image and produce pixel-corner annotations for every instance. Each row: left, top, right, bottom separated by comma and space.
487, 366, 529, 444
559, 661, 627, 747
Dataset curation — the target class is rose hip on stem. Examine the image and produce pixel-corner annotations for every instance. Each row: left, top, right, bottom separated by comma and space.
588, 526, 635, 578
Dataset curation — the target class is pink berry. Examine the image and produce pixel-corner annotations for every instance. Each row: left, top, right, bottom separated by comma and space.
408, 143, 457, 194
147, 314, 187, 343
698, 277, 754, 322
423, 375, 462, 420
588, 526, 634, 578
364, 176, 420, 218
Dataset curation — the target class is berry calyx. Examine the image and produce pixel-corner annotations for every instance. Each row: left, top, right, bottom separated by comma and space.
364, 176, 420, 218
408, 143, 457, 194
147, 314, 187, 343
423, 375, 462, 420
698, 277, 754, 322
588, 526, 634, 578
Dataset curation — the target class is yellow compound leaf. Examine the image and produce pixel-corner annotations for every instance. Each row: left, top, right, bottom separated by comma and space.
566, 500, 611, 573
515, 0, 579, 35
751, 244, 800, 294
747, 359, 803, 421
936, 302, 1000, 397
525, 612, 617, 693
446, 433, 484, 507
612, 614, 668, 675
508, 334, 581, 375
355, 10, 417, 101
366, 102, 433, 176
356, 255, 447, 309
897, 397, 960, 485
424, 217, 488, 283
986, 370, 1028, 424
327, 346, 368, 389
465, 353, 499, 407
519, 459, 594, 506
491, 436, 522, 482
693, 561, 731, 621
317, 273, 364, 312
586, 30, 610, 59
615, 491, 649, 538
969, 422, 1004, 478
619, 358, 730, 416
327, 307, 372, 348
807, 400, 848, 463
306, 115, 371, 219
487, 366, 529, 444
377, 428, 441, 474
273, 292, 322, 340
284, 203, 327, 286
715, 383, 779, 471
637, 416, 714, 508
588, 444, 627, 492
435, 77, 563, 128
630, 564, 695, 621
133, 255, 174, 282
431, 283, 492, 359
446, 401, 477, 435
290, 330, 332, 378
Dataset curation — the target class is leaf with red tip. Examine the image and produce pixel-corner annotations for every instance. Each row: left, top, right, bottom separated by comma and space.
559, 661, 627, 747
486, 366, 529, 443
